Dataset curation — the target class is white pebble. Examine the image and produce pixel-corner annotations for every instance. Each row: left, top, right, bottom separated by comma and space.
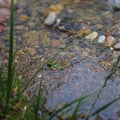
98, 35, 105, 43
54, 18, 61, 26
44, 12, 56, 26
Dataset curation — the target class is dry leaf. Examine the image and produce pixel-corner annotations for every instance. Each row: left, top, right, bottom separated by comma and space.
47, 4, 63, 14
17, 15, 30, 21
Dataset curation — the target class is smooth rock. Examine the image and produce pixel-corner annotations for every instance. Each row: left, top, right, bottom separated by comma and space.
85, 31, 98, 40
106, 0, 120, 10
104, 36, 116, 47
0, 8, 10, 23
98, 35, 106, 43
44, 12, 56, 26
54, 18, 61, 26
113, 42, 120, 50
0, 0, 17, 8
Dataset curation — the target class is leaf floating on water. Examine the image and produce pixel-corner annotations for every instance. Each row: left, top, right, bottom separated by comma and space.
47, 61, 64, 70
0, 23, 4, 32
80, 29, 91, 35
68, 30, 78, 36
48, 4, 63, 14
26, 47, 36, 56
17, 15, 30, 22
19, 49, 25, 55
73, 0, 81, 3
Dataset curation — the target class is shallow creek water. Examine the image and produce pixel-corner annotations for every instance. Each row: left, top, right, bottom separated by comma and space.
0, 0, 120, 119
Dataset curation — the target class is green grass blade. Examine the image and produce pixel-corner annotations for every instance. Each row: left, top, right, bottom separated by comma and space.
105, 55, 120, 81
49, 93, 92, 120
86, 55, 120, 119
6, 0, 14, 105
70, 100, 81, 120
34, 75, 43, 119
89, 96, 120, 117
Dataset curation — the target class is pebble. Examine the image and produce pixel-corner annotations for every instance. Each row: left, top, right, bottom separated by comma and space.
107, 0, 120, 9
104, 36, 116, 47
0, 0, 17, 8
113, 42, 120, 50
0, 8, 10, 23
98, 35, 106, 43
85, 31, 98, 40
113, 30, 120, 37
54, 18, 61, 26
44, 12, 56, 26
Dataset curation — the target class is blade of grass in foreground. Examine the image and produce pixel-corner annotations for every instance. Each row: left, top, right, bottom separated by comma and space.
6, 0, 14, 105
34, 75, 44, 120
85, 55, 120, 120
105, 55, 120, 81
70, 100, 81, 120
89, 96, 120, 117
49, 93, 92, 120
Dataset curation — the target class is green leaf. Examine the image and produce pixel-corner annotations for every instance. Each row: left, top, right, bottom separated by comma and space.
70, 100, 81, 120
51, 61, 64, 70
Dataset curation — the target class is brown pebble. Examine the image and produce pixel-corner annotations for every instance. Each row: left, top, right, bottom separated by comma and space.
68, 30, 78, 36
52, 39, 61, 47
104, 36, 116, 47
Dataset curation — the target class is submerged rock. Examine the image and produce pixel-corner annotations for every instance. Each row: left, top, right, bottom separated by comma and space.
113, 42, 120, 50
106, 0, 120, 11
0, 0, 17, 23
0, 0, 17, 8
0, 8, 10, 23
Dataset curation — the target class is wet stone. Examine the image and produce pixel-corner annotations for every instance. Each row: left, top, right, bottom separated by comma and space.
51, 39, 61, 47
37, 47, 45, 54
44, 12, 56, 26
112, 29, 120, 37
85, 31, 98, 40
113, 42, 120, 50
72, 22, 82, 30
104, 36, 116, 47
44, 57, 120, 119
0, 0, 120, 119
98, 35, 106, 43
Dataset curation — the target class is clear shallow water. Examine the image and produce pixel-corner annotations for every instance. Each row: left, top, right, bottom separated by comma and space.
44, 57, 120, 119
